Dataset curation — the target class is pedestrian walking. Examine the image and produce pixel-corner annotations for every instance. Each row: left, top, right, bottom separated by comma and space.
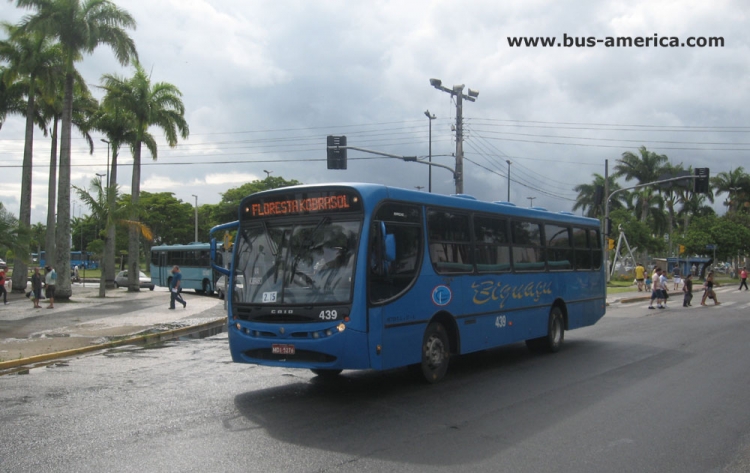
169, 265, 187, 309
645, 273, 652, 292
649, 268, 665, 309
739, 267, 748, 291
682, 274, 693, 307
44, 265, 56, 309
672, 265, 681, 290
701, 271, 720, 306
0, 267, 7, 304
660, 270, 670, 308
635, 263, 646, 292
30, 267, 43, 308
73, 265, 80, 283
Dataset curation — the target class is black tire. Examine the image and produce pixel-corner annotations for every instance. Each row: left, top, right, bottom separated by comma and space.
113, 281, 119, 288
217, 289, 225, 300
202, 279, 213, 296
149, 286, 154, 291
525, 306, 565, 353
416, 322, 450, 383
311, 369, 343, 378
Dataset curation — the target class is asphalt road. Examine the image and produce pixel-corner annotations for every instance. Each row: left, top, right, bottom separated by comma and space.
1, 286, 750, 473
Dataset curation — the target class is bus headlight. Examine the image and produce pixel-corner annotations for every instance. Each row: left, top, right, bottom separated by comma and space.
337, 323, 346, 333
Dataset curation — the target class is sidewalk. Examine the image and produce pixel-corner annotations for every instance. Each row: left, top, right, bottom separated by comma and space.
0, 283, 226, 371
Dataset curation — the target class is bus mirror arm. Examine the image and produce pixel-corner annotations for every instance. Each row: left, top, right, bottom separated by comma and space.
213, 264, 230, 276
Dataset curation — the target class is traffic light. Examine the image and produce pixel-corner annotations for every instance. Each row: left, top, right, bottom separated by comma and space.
679, 244, 686, 254
327, 135, 347, 170
693, 167, 710, 193
608, 238, 615, 250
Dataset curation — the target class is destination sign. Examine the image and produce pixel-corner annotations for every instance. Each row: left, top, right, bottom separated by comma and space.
242, 190, 362, 219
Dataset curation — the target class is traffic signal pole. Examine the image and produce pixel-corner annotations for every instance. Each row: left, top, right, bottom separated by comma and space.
604, 172, 705, 283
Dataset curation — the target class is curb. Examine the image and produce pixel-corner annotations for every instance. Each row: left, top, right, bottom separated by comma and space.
619, 296, 653, 304
0, 317, 227, 374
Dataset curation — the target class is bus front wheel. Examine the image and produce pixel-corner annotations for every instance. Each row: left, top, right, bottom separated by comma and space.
526, 306, 564, 353
414, 322, 450, 383
311, 369, 343, 378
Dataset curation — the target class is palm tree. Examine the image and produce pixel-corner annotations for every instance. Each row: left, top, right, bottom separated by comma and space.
39, 71, 96, 270
678, 191, 715, 229
711, 167, 750, 213
74, 176, 152, 297
613, 146, 669, 222
16, 0, 137, 299
614, 146, 669, 184
101, 60, 189, 291
0, 66, 29, 130
91, 102, 139, 288
573, 173, 626, 218
0, 23, 61, 291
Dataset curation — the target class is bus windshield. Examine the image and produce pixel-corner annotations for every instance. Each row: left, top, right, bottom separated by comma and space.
234, 219, 361, 305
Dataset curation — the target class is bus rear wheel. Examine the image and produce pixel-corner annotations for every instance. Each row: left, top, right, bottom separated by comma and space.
526, 306, 564, 353
202, 279, 213, 296
414, 322, 450, 383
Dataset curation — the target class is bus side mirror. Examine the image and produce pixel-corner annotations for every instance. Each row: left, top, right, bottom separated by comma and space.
210, 238, 230, 276
385, 234, 396, 262
379, 222, 396, 262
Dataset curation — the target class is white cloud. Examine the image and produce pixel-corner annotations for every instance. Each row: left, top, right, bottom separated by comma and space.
1, 0, 748, 219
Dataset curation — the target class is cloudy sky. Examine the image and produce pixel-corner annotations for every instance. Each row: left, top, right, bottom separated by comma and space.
1, 0, 748, 224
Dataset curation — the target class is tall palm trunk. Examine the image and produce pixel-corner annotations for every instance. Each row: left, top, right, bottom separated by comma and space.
11, 79, 36, 292
54, 66, 74, 299
104, 147, 118, 289
128, 142, 141, 292
45, 116, 58, 268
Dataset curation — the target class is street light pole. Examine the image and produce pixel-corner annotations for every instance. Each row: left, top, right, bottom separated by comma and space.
429, 78, 478, 195
527, 196, 536, 207
263, 170, 273, 179
191, 194, 198, 242
424, 110, 436, 193
506, 160, 511, 201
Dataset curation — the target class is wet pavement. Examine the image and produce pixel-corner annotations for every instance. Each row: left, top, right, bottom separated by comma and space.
0, 282, 226, 366
0, 280, 692, 370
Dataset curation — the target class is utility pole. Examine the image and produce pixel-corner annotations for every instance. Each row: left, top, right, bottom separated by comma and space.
604, 159, 610, 281
506, 160, 511, 201
424, 110, 436, 193
191, 194, 198, 243
430, 78, 478, 194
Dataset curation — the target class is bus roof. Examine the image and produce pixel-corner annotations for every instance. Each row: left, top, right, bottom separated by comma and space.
239, 182, 600, 227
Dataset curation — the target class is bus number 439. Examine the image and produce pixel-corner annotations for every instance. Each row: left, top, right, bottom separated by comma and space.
319, 310, 338, 320
495, 315, 507, 328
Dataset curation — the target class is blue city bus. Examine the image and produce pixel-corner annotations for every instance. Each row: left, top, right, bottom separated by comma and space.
150, 243, 222, 294
34, 251, 99, 269
210, 183, 606, 382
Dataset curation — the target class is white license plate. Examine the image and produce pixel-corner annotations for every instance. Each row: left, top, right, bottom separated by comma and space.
272, 344, 295, 355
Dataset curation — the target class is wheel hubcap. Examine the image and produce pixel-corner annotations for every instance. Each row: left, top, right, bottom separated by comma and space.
425, 335, 445, 369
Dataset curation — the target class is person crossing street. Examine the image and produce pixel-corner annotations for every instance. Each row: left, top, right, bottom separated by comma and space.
169, 265, 187, 310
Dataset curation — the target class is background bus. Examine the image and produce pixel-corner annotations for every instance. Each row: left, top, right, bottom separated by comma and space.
210, 183, 606, 383
33, 251, 99, 270
150, 243, 223, 294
